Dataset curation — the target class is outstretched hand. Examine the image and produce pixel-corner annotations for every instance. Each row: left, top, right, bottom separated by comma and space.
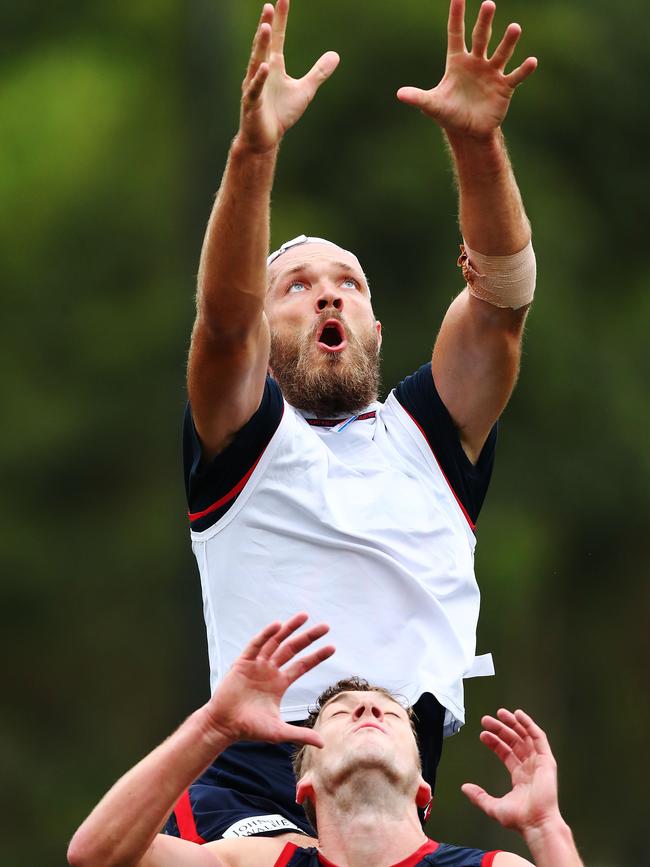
238, 0, 340, 154
397, 0, 536, 139
461, 708, 561, 834
205, 613, 335, 748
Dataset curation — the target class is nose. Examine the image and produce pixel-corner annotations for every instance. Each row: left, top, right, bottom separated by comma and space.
315, 283, 343, 313
352, 700, 384, 722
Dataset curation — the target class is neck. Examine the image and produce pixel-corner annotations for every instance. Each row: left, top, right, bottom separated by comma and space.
315, 773, 428, 867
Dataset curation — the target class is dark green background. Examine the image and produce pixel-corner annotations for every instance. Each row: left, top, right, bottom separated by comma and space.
2, 1, 648, 864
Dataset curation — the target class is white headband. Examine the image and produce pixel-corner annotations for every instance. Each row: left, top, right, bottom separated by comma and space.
267, 235, 370, 297
267, 235, 356, 265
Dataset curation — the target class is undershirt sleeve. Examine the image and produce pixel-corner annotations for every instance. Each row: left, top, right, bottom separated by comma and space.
393, 362, 497, 526
183, 376, 284, 531
430, 842, 501, 865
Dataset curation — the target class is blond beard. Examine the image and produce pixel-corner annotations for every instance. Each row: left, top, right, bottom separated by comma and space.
269, 312, 381, 417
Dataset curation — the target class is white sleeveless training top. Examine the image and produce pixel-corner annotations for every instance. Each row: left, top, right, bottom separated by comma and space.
188, 389, 493, 735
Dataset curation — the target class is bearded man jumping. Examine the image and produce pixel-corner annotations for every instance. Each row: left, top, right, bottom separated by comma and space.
171, 0, 538, 843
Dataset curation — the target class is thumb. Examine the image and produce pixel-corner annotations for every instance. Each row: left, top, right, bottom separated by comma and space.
396, 86, 430, 109
279, 723, 325, 749
461, 783, 498, 819
303, 51, 340, 97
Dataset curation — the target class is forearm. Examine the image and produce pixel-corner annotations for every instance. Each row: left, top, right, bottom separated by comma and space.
196, 137, 278, 335
67, 706, 233, 867
446, 129, 530, 255
524, 816, 585, 867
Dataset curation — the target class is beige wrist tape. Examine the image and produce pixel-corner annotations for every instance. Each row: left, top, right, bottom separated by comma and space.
458, 239, 536, 309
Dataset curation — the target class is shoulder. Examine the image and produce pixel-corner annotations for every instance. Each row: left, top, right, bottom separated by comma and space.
392, 362, 436, 411
492, 853, 534, 867
204, 836, 315, 867
425, 843, 530, 867
203, 835, 291, 866
183, 376, 286, 530
390, 362, 497, 526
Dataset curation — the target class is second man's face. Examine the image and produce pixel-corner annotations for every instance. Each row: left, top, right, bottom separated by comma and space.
298, 690, 426, 800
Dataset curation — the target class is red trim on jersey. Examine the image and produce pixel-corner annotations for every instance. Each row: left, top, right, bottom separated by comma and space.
393, 839, 439, 866
400, 406, 476, 531
273, 838, 497, 866
274, 842, 299, 866
305, 410, 377, 427
188, 400, 286, 524
188, 453, 264, 523
172, 789, 206, 844
317, 839, 439, 866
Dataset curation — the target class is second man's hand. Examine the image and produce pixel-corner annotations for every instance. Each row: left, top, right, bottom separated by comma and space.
203, 613, 335, 747
237, 0, 340, 155
397, 0, 537, 140
462, 709, 585, 867
66, 614, 333, 867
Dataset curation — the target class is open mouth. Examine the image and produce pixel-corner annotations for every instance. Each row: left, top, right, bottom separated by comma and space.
316, 319, 347, 352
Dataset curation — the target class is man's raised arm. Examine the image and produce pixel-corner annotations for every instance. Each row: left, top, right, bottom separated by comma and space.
189, 0, 339, 461
67, 614, 334, 867
398, 0, 537, 464
463, 709, 585, 867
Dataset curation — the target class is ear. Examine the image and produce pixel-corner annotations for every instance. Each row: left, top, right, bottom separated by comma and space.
415, 778, 432, 809
375, 320, 382, 350
296, 772, 315, 807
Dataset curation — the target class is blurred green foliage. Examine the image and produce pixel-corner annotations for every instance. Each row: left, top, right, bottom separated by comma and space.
1, 1, 648, 864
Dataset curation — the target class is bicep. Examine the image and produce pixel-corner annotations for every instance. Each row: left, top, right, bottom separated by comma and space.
188, 313, 271, 462
432, 288, 527, 463
493, 853, 535, 866
141, 834, 227, 867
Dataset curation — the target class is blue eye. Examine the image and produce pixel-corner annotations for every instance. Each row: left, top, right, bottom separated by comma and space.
342, 278, 358, 290
287, 281, 307, 294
